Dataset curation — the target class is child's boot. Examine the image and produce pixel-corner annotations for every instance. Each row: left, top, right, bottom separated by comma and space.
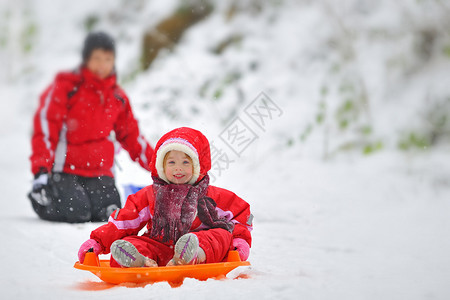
110, 240, 157, 268
169, 233, 206, 265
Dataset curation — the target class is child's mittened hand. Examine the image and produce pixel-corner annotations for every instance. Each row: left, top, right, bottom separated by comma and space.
78, 238, 102, 263
232, 238, 250, 261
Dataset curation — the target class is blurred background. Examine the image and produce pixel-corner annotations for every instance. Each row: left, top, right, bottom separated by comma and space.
1, 0, 449, 162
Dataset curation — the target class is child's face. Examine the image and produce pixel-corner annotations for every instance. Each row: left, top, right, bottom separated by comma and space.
86, 49, 115, 79
164, 150, 194, 184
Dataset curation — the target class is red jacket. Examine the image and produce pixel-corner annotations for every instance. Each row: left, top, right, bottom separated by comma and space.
90, 184, 253, 255
30, 67, 153, 177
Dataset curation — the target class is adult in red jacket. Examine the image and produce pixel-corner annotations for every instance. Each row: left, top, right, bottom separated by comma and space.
29, 32, 154, 223
78, 127, 253, 267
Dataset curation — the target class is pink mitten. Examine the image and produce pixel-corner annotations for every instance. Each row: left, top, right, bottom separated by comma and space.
78, 239, 102, 263
232, 238, 250, 261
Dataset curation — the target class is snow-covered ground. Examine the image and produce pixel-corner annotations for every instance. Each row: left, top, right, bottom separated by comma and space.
1, 1, 450, 299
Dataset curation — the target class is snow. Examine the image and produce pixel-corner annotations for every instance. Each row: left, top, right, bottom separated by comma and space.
1, 0, 450, 299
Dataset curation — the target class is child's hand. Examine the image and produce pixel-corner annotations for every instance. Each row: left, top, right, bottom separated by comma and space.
78, 238, 102, 263
232, 238, 250, 261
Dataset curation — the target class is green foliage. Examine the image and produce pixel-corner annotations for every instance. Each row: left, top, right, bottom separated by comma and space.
295, 75, 382, 158
336, 99, 355, 129
212, 34, 243, 54
398, 132, 430, 151
200, 70, 241, 101
295, 100, 325, 146
315, 101, 326, 124
199, 80, 211, 98
444, 45, 450, 58
0, 10, 10, 49
213, 88, 223, 100
20, 15, 37, 53
176, 0, 213, 16
334, 79, 368, 132
84, 15, 100, 31
426, 97, 450, 144
316, 113, 325, 125
360, 125, 372, 136
300, 123, 313, 142
287, 138, 294, 147
363, 141, 383, 155
396, 96, 449, 151
330, 62, 340, 74
0, 35, 6, 48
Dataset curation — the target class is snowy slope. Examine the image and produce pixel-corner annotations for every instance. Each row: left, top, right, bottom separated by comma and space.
1, 1, 450, 299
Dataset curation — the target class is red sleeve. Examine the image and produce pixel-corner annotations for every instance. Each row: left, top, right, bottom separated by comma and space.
90, 186, 154, 253
207, 186, 253, 247
113, 89, 154, 171
30, 76, 73, 175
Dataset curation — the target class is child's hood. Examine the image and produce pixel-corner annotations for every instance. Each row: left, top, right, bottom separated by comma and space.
150, 127, 211, 184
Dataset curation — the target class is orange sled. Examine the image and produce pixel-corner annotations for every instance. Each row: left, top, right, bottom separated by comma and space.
74, 250, 250, 286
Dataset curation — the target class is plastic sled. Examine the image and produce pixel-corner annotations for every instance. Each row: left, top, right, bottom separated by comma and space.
74, 250, 250, 286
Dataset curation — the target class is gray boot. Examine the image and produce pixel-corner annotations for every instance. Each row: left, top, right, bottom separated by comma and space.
110, 240, 157, 268
171, 233, 206, 265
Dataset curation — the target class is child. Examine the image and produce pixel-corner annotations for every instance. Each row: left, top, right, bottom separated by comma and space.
29, 31, 153, 223
78, 127, 253, 267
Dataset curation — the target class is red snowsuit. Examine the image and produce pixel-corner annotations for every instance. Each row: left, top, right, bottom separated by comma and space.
89, 127, 253, 266
30, 67, 153, 177
91, 184, 252, 266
